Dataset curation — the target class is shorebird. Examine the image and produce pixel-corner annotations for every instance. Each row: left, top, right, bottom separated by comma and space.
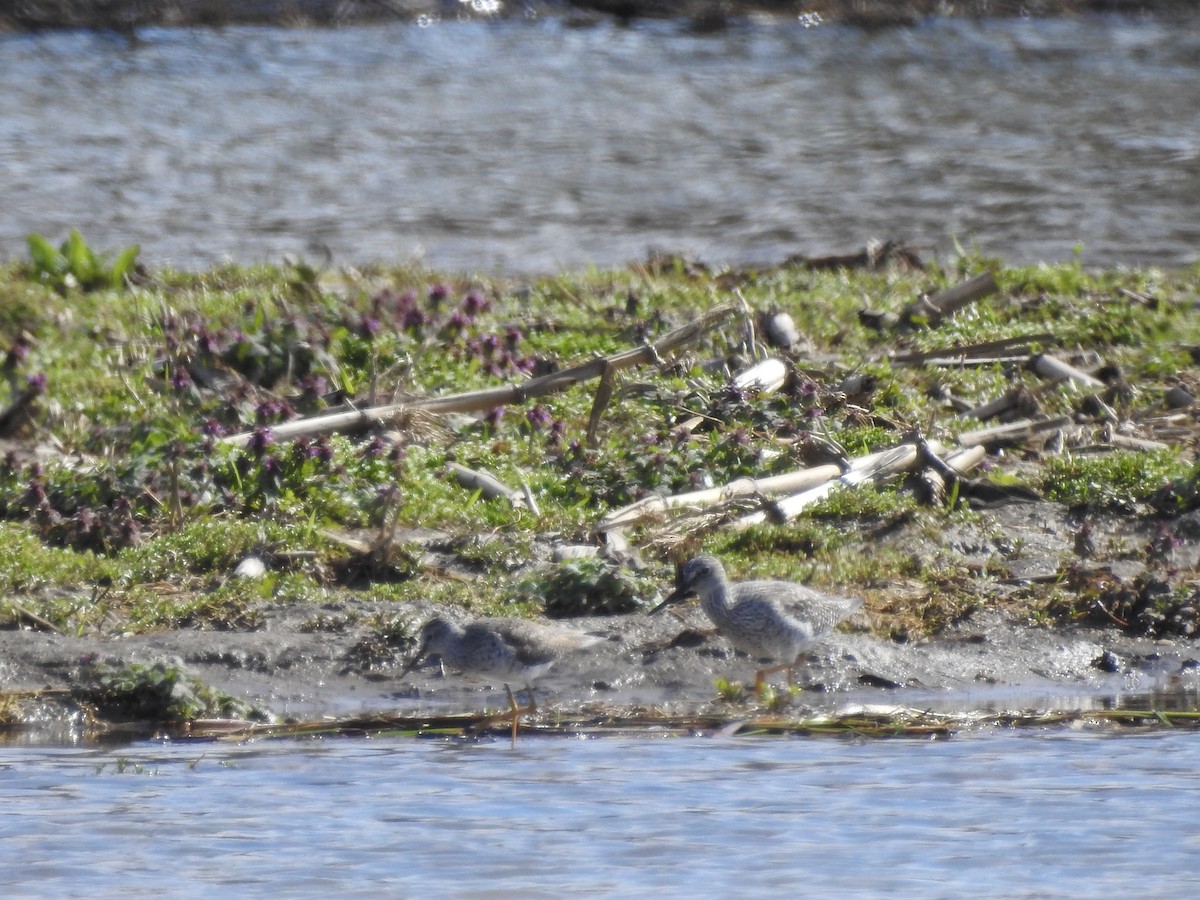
400, 615, 602, 737
651, 555, 862, 693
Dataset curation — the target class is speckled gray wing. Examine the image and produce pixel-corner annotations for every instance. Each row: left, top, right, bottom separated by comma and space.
725, 581, 861, 659
474, 618, 602, 678
753, 581, 863, 633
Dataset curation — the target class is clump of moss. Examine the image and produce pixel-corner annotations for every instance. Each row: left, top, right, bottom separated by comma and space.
518, 558, 653, 618
71, 659, 268, 723
1042, 450, 1192, 513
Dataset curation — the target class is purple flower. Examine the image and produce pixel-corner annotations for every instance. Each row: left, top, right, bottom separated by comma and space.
359, 316, 382, 340
480, 333, 500, 357
505, 326, 523, 351
313, 436, 334, 463
170, 366, 193, 392
23, 479, 47, 506
255, 399, 284, 424
201, 418, 226, 438
298, 373, 327, 401
248, 427, 275, 455
197, 329, 221, 355
443, 310, 470, 335
462, 290, 490, 316
26, 372, 48, 393
428, 283, 450, 309
394, 289, 418, 315
369, 289, 391, 318
402, 307, 429, 332
361, 435, 387, 459
3, 337, 30, 369
292, 438, 316, 462
526, 404, 553, 430
483, 405, 505, 431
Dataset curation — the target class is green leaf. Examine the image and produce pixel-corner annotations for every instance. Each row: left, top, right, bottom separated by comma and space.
64, 229, 100, 287
26, 232, 67, 277
110, 244, 141, 288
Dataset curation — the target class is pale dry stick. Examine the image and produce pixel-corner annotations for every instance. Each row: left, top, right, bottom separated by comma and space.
964, 388, 1038, 422
1028, 353, 1106, 390
732, 357, 788, 394
916, 354, 1034, 368
585, 360, 617, 448
1102, 432, 1169, 453
957, 416, 1072, 449
731, 442, 941, 528
940, 445, 988, 473
519, 481, 541, 517
890, 333, 1055, 366
732, 288, 764, 360
597, 462, 845, 533
9, 602, 64, 635
446, 462, 527, 508
221, 302, 740, 449
898, 271, 998, 328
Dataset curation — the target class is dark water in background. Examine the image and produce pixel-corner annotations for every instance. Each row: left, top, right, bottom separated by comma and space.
2, 15, 1198, 273
5, 730, 1200, 896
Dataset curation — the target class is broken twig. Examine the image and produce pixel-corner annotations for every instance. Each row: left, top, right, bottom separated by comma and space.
221, 302, 740, 448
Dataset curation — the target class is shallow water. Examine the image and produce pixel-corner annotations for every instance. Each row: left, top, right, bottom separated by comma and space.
4, 729, 1200, 896
2, 15, 1199, 272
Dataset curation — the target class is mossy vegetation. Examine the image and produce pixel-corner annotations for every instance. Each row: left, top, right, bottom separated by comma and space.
71, 659, 268, 722
2, 239, 1200, 652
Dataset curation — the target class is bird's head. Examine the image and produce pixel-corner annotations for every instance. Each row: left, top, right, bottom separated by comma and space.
649, 555, 724, 614
398, 616, 454, 678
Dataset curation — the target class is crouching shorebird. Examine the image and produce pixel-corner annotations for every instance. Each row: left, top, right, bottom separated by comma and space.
400, 616, 602, 737
651, 555, 862, 693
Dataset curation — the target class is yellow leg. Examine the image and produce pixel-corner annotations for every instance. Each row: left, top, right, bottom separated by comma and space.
755, 655, 810, 694
504, 684, 521, 742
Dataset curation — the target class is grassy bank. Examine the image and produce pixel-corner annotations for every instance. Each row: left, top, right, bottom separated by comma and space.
3, 233, 1200, 658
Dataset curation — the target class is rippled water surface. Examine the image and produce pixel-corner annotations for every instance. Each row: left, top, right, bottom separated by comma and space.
4, 731, 1200, 896
2, 15, 1199, 271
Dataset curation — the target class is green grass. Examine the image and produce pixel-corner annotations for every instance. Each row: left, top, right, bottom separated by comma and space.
1042, 449, 1193, 512
2, 246, 1199, 638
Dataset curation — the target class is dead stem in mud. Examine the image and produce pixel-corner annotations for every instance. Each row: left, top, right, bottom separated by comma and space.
169, 705, 1200, 742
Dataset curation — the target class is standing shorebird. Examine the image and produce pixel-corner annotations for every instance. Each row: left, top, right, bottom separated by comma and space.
651, 555, 862, 692
400, 615, 602, 737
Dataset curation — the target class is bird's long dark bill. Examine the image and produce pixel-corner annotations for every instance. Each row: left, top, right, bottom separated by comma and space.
649, 586, 695, 615
398, 652, 426, 680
